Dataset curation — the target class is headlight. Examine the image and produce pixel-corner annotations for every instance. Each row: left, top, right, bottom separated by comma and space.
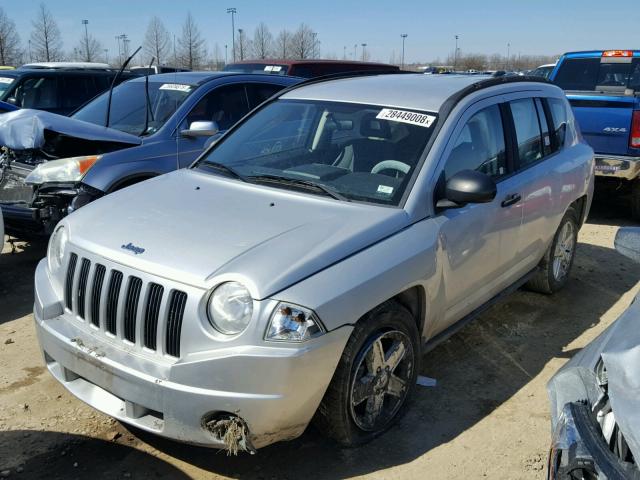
48, 225, 68, 272
25, 155, 101, 185
207, 282, 253, 335
265, 303, 324, 342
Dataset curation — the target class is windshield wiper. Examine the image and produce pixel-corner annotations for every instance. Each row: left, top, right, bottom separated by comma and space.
199, 161, 247, 182
247, 174, 349, 201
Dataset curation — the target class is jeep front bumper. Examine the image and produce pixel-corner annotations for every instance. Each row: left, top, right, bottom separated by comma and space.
33, 259, 352, 449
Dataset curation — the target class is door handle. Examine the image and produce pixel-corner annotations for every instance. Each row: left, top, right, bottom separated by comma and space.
501, 193, 521, 208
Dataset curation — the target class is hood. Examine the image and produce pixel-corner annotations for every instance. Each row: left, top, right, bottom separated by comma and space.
0, 108, 141, 156
67, 169, 410, 299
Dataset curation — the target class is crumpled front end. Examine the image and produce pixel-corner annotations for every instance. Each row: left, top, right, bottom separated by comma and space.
547, 295, 640, 479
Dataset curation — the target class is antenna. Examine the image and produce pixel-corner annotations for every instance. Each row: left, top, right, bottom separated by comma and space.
105, 45, 142, 128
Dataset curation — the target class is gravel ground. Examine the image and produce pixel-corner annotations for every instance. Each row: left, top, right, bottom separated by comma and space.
0, 198, 638, 480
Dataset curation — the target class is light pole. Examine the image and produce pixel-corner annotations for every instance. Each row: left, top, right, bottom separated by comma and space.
312, 32, 318, 58
400, 33, 408, 69
103, 49, 108, 64
361, 43, 367, 61
353, 44, 357, 60
238, 29, 244, 60
28, 40, 32, 62
343, 46, 346, 60
227, 8, 237, 62
506, 42, 511, 70
454, 34, 459, 70
82, 20, 89, 61
115, 35, 122, 65
224, 44, 228, 64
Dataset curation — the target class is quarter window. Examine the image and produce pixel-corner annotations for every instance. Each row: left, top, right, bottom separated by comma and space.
510, 98, 544, 168
444, 104, 506, 180
547, 98, 569, 149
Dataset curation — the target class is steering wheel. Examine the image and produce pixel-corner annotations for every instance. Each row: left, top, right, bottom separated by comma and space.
371, 160, 411, 178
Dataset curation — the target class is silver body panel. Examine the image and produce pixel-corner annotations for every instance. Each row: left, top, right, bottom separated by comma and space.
34, 76, 594, 448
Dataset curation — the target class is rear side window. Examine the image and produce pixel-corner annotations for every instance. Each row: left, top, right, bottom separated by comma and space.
547, 98, 569, 149
444, 104, 507, 180
510, 98, 544, 168
60, 76, 97, 109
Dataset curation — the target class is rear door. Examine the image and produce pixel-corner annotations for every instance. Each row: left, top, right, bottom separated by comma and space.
552, 54, 640, 155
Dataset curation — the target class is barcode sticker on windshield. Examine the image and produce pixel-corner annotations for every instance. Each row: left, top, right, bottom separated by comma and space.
159, 83, 192, 92
0, 77, 14, 84
376, 108, 436, 128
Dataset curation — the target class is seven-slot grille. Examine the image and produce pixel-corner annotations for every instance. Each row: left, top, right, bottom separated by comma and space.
64, 253, 187, 357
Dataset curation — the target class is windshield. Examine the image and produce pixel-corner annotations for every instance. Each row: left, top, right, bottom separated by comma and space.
71, 80, 194, 135
194, 99, 437, 206
554, 57, 640, 91
530, 66, 554, 79
0, 76, 16, 98
223, 63, 289, 75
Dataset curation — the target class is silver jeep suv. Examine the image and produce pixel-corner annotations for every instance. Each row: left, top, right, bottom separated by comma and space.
34, 74, 594, 451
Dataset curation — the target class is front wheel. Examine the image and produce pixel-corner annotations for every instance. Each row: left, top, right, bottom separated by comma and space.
313, 301, 420, 446
526, 206, 579, 294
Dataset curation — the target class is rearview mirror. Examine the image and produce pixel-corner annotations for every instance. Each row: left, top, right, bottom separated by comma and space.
614, 227, 640, 263
437, 169, 497, 208
180, 120, 219, 138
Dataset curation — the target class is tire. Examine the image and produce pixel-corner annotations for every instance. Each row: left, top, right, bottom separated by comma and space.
313, 301, 420, 446
526, 206, 579, 294
631, 179, 640, 221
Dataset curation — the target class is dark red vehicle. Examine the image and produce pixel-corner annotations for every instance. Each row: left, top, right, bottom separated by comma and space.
223, 59, 400, 78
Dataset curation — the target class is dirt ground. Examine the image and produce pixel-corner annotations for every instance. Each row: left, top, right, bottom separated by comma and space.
1, 198, 639, 480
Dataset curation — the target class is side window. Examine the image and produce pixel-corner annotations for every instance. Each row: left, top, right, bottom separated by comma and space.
547, 98, 569, 149
185, 84, 250, 131
60, 76, 97, 110
510, 98, 543, 168
245, 83, 285, 109
14, 76, 58, 109
534, 98, 552, 156
444, 104, 506, 180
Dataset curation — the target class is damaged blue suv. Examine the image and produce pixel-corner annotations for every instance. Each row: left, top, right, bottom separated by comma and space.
0, 72, 299, 237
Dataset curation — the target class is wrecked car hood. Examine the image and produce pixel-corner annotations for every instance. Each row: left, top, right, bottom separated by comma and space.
67, 169, 410, 299
548, 293, 640, 461
0, 108, 141, 151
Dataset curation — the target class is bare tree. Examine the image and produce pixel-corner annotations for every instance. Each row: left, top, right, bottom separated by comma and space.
251, 22, 273, 59
76, 32, 102, 62
143, 16, 170, 66
0, 7, 21, 66
275, 29, 291, 59
210, 42, 223, 70
30, 3, 63, 62
289, 23, 314, 60
178, 12, 206, 70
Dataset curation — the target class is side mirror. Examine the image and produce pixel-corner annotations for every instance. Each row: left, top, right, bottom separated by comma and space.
437, 169, 497, 208
180, 120, 219, 138
6, 97, 17, 105
614, 227, 640, 263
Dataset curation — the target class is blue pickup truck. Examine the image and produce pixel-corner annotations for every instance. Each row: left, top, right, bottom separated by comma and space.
550, 50, 640, 218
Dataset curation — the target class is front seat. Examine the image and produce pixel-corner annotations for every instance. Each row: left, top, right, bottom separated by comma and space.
336, 113, 396, 173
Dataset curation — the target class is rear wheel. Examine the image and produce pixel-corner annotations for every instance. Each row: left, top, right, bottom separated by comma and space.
314, 301, 420, 446
526, 206, 579, 294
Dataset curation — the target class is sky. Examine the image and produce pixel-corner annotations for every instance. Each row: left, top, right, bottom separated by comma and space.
4, 0, 640, 65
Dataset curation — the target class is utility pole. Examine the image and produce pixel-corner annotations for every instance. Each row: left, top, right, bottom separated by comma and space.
82, 20, 89, 61
454, 34, 459, 70
400, 33, 408, 69
238, 29, 244, 60
227, 8, 237, 62
361, 43, 367, 61
115, 35, 122, 65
